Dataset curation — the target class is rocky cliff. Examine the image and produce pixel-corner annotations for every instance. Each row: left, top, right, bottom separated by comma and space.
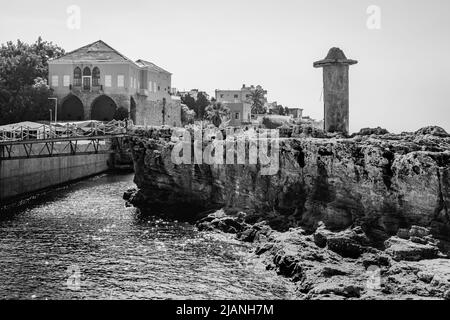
125, 126, 450, 247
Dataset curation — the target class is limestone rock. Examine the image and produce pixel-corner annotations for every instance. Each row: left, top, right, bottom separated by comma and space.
357, 127, 389, 136
385, 237, 440, 261
196, 211, 247, 234
197, 211, 450, 300
444, 290, 450, 300
127, 127, 450, 251
415, 126, 449, 137
313, 223, 371, 258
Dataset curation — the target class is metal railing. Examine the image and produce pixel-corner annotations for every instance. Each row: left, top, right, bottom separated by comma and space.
0, 120, 131, 143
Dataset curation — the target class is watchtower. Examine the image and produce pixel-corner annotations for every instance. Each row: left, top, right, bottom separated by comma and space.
314, 48, 358, 135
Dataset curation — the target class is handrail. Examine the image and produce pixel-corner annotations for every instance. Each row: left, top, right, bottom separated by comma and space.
0, 120, 131, 142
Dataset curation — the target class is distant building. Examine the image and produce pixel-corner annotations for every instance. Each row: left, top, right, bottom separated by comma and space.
267, 102, 280, 115
226, 103, 252, 127
215, 84, 268, 105
287, 108, 303, 119
48, 40, 181, 127
215, 84, 267, 126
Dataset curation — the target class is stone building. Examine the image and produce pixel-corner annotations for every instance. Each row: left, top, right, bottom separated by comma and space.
226, 103, 252, 126
215, 84, 266, 126
215, 84, 268, 105
48, 40, 181, 127
287, 107, 303, 119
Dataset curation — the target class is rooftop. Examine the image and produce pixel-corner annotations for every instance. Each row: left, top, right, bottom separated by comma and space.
50, 40, 171, 74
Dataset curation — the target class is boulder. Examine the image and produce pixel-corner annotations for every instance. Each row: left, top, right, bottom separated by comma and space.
415, 126, 449, 137
196, 210, 248, 234
444, 290, 450, 301
313, 223, 371, 258
308, 280, 363, 298
385, 237, 440, 261
273, 251, 304, 281
357, 127, 389, 136
237, 221, 273, 243
122, 188, 137, 201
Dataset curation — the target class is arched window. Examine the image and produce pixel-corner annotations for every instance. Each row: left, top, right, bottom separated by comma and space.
82, 67, 91, 91
92, 67, 100, 87
83, 67, 91, 76
74, 67, 81, 86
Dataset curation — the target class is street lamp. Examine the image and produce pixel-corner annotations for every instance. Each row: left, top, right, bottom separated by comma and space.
48, 98, 58, 124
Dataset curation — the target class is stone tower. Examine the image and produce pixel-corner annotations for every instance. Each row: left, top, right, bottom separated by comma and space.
314, 48, 358, 135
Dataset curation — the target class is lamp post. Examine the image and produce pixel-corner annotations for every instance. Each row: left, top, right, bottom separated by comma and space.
48, 98, 58, 124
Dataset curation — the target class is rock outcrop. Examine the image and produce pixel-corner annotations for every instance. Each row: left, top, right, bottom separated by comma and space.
125, 126, 450, 248
196, 211, 450, 300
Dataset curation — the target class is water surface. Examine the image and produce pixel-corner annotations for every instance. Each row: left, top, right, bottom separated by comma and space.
0, 174, 294, 300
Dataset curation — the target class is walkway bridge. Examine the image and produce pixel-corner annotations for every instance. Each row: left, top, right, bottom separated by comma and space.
0, 120, 130, 161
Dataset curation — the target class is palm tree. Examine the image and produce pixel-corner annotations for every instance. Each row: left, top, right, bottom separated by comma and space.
205, 102, 230, 127
247, 88, 266, 114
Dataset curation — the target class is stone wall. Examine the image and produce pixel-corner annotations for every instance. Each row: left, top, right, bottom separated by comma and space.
135, 98, 182, 127
56, 90, 181, 127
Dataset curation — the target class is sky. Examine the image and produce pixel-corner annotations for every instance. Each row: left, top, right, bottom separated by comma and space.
1, 0, 449, 133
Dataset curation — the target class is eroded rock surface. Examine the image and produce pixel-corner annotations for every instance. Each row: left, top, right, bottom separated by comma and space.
197, 211, 450, 300
126, 126, 450, 246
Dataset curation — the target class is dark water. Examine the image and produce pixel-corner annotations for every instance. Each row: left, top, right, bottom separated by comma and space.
0, 174, 294, 300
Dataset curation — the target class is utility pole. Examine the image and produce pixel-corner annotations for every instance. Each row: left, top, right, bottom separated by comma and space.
162, 98, 166, 126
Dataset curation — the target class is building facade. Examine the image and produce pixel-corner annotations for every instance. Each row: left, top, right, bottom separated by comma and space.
48, 40, 181, 127
287, 107, 303, 119
215, 84, 266, 126
215, 84, 268, 105
226, 103, 252, 126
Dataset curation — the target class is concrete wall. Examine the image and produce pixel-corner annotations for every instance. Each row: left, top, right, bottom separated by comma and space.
0, 153, 111, 202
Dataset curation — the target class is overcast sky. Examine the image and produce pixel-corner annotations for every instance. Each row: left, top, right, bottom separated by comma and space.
1, 0, 449, 133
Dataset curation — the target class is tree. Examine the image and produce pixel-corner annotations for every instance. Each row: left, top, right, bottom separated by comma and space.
195, 92, 209, 120
247, 88, 266, 114
205, 102, 230, 128
180, 94, 196, 111
181, 104, 196, 125
0, 37, 65, 125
